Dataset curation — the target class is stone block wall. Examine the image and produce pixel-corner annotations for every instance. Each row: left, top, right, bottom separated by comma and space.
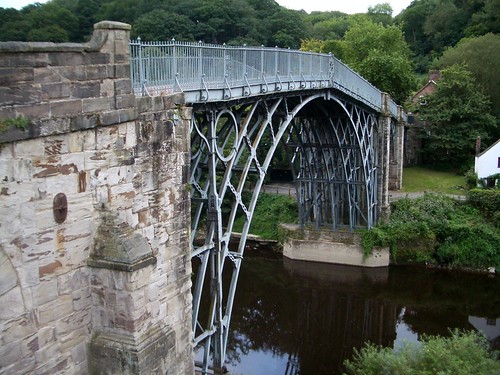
0, 22, 193, 374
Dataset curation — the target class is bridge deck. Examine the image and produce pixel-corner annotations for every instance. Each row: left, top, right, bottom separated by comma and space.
129, 39, 403, 120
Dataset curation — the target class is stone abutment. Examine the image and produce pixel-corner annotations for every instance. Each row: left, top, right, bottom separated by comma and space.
0, 21, 194, 374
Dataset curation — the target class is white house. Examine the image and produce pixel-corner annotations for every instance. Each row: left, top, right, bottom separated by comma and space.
475, 138, 500, 185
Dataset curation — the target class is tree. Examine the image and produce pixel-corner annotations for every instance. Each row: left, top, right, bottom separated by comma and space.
300, 38, 324, 53
438, 33, 500, 116
418, 64, 497, 169
268, 8, 307, 48
340, 17, 416, 102
25, 2, 79, 42
422, 0, 467, 55
466, 0, 500, 36
367, 2, 393, 25
132, 10, 196, 41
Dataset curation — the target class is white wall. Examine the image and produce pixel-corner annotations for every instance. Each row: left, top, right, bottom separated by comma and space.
475, 140, 500, 179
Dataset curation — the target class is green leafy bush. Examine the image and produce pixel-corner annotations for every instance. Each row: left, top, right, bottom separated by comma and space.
344, 330, 500, 375
467, 189, 500, 222
362, 193, 500, 268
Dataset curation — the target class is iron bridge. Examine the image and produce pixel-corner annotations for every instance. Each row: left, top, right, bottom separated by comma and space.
130, 39, 406, 374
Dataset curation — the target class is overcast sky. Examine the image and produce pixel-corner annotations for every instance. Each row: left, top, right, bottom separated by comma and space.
1, 0, 413, 15
275, 0, 413, 15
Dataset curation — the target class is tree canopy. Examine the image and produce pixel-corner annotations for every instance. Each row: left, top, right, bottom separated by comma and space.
438, 33, 500, 116
417, 64, 497, 169
1, 0, 499, 171
338, 17, 416, 103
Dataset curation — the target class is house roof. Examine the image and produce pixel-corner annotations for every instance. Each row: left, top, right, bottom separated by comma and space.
412, 80, 438, 100
478, 138, 500, 157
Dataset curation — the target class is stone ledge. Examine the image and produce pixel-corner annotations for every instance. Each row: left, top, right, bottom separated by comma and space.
87, 254, 156, 272
89, 213, 156, 272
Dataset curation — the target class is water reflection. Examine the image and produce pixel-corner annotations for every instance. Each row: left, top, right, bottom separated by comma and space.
221, 255, 500, 374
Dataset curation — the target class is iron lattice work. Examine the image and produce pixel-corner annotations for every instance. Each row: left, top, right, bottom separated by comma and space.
190, 90, 380, 373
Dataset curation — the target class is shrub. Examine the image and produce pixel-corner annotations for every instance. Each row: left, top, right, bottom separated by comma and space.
464, 168, 479, 190
343, 330, 500, 375
467, 189, 500, 221
362, 193, 500, 268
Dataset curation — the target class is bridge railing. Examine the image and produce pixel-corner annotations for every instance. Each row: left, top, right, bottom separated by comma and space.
130, 38, 397, 116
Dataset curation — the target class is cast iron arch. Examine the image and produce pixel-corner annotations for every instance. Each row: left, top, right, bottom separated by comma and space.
189, 90, 379, 373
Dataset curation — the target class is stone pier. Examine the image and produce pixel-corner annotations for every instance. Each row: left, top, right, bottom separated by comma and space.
0, 21, 194, 374
281, 224, 390, 267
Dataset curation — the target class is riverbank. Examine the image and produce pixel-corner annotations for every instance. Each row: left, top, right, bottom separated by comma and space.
239, 189, 499, 273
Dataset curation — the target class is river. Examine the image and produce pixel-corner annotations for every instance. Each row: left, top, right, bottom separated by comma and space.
204, 253, 499, 374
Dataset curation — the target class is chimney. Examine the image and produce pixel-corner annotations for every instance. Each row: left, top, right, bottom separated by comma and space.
428, 70, 441, 82
475, 136, 481, 156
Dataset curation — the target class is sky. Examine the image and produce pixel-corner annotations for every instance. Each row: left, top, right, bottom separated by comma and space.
0, 0, 47, 8
275, 0, 413, 15
2, 0, 413, 15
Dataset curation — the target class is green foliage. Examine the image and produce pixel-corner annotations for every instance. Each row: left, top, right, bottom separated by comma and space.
133, 10, 196, 41
464, 168, 479, 190
438, 33, 500, 116
367, 2, 393, 25
0, 116, 30, 132
465, 0, 500, 37
307, 15, 350, 41
418, 64, 497, 169
340, 17, 416, 103
467, 188, 500, 222
344, 330, 500, 375
396, 0, 498, 73
362, 193, 500, 268
422, 1, 467, 55
300, 38, 324, 53
233, 193, 298, 240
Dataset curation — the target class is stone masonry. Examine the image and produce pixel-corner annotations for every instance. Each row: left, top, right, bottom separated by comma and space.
0, 22, 194, 374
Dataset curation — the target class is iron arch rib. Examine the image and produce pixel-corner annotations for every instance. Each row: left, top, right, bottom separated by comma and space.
190, 90, 380, 373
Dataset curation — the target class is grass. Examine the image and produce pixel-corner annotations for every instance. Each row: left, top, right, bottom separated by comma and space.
402, 166, 465, 194
233, 193, 298, 240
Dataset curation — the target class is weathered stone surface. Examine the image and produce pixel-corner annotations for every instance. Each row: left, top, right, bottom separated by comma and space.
0, 67, 34, 85
0, 20, 194, 375
88, 327, 175, 375
0, 286, 25, 320
0, 249, 18, 295
281, 224, 390, 267
88, 213, 156, 272
41, 82, 71, 100
71, 81, 101, 99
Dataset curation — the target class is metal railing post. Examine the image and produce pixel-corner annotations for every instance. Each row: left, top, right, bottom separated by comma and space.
261, 45, 264, 80
287, 48, 291, 77
243, 44, 247, 78
198, 41, 203, 80
223, 43, 227, 79
137, 37, 145, 96
275, 46, 278, 77
172, 38, 177, 88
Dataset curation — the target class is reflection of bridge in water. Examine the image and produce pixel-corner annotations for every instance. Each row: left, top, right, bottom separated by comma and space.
130, 39, 407, 373
224, 257, 499, 374
224, 257, 398, 374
